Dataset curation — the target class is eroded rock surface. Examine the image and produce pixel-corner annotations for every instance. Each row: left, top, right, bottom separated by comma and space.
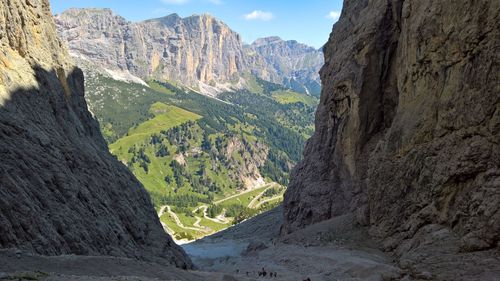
284, 0, 499, 278
0, 0, 191, 268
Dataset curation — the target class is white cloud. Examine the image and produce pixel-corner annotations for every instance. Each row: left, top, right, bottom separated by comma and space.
326, 10, 341, 20
208, 0, 223, 4
161, 0, 189, 5
244, 10, 274, 21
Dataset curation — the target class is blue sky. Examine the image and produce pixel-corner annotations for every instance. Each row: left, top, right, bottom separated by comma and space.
49, 0, 343, 49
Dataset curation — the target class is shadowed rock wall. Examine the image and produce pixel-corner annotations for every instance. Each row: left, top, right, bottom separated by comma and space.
0, 0, 191, 268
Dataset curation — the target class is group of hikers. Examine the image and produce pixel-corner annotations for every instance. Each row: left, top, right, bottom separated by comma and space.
238, 268, 312, 280
240, 268, 278, 278
258, 267, 278, 278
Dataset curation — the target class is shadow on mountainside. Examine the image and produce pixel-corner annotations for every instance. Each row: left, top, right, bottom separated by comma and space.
0, 65, 191, 268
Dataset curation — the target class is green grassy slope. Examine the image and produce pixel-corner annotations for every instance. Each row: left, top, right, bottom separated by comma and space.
129, 103, 201, 135
109, 103, 202, 198
272, 90, 318, 106
84, 72, 317, 241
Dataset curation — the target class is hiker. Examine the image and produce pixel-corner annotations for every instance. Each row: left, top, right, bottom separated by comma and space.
262, 267, 267, 277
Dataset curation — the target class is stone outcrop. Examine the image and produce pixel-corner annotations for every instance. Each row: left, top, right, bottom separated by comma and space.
0, 0, 191, 268
223, 136, 268, 189
54, 9, 323, 96
284, 0, 499, 272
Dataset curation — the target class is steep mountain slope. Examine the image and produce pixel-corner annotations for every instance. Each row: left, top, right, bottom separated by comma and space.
54, 8, 323, 96
284, 0, 499, 277
0, 0, 191, 268
245, 37, 323, 96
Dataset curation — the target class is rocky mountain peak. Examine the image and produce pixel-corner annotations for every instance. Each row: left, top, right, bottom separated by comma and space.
251, 36, 313, 51
156, 12, 182, 21
245, 37, 323, 96
56, 8, 127, 25
62, 7, 114, 16
251, 36, 283, 46
56, 8, 246, 96
250, 37, 319, 56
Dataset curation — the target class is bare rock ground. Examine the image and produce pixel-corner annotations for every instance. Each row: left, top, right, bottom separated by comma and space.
184, 207, 404, 281
0, 248, 246, 281
1, 207, 399, 281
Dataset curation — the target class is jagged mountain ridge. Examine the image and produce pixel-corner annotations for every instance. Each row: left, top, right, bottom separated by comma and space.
284, 0, 499, 278
54, 8, 323, 96
245, 36, 323, 96
0, 0, 191, 268
55, 9, 245, 96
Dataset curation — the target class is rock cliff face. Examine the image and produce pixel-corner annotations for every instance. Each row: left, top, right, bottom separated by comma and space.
0, 0, 191, 268
245, 37, 323, 96
222, 136, 268, 189
284, 0, 499, 262
54, 9, 323, 96
56, 9, 245, 95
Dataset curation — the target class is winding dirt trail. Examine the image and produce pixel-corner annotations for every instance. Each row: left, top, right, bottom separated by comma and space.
213, 184, 269, 205
193, 205, 229, 224
158, 205, 167, 217
247, 185, 274, 208
159, 205, 208, 232
158, 183, 281, 240
193, 216, 203, 228
215, 210, 229, 223
254, 195, 282, 209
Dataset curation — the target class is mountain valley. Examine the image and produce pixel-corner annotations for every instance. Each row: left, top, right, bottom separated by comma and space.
1, 0, 498, 280
80, 58, 317, 241
53, 9, 324, 241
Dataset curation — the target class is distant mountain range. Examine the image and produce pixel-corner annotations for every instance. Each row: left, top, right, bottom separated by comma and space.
55, 8, 323, 97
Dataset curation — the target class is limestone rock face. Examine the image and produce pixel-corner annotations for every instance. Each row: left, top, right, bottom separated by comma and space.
284, 0, 499, 255
54, 9, 323, 96
55, 9, 245, 93
0, 0, 191, 268
245, 37, 323, 96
